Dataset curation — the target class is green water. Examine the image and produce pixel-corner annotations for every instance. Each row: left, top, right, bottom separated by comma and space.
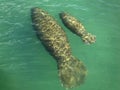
0, 0, 120, 90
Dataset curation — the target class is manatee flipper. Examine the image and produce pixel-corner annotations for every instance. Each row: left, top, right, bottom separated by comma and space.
60, 12, 96, 44
31, 7, 87, 88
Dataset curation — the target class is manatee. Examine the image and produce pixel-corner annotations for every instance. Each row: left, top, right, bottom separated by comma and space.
31, 7, 87, 88
60, 12, 96, 44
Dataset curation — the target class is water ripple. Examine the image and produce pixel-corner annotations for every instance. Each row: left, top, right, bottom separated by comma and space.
98, 0, 120, 8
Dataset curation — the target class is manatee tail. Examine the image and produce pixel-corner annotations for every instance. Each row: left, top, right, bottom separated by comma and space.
58, 56, 87, 88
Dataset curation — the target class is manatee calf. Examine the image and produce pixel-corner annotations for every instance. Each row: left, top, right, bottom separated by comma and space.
60, 12, 96, 44
31, 7, 87, 88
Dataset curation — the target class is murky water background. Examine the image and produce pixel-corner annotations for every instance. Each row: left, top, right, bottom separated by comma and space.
0, 0, 120, 90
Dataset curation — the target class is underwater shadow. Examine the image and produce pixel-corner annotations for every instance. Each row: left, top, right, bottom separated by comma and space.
0, 69, 14, 90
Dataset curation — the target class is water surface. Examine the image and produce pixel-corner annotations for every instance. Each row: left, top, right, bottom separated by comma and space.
0, 0, 120, 90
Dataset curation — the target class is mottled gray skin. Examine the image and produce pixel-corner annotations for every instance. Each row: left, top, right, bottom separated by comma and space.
60, 12, 96, 44
31, 7, 87, 88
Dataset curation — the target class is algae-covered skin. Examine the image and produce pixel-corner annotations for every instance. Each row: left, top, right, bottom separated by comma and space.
60, 12, 96, 44
31, 7, 87, 88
